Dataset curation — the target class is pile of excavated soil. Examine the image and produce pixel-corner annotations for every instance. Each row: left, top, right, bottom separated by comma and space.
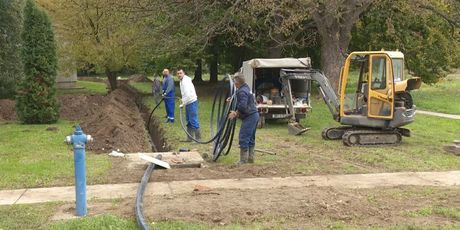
59, 95, 107, 120
1, 88, 152, 153
78, 88, 152, 153
128, 74, 152, 83
0, 99, 16, 121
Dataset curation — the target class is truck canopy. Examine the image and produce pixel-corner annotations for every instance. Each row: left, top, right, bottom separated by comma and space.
238, 57, 312, 91
246, 58, 311, 68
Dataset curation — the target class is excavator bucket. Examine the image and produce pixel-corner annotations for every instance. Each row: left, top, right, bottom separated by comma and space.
287, 121, 310, 135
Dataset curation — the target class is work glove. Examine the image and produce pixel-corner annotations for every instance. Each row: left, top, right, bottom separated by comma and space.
179, 103, 184, 108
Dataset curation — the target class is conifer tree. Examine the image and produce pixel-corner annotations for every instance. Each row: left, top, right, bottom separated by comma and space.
0, 0, 23, 99
16, 0, 59, 124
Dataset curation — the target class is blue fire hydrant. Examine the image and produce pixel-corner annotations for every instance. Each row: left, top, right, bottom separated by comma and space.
65, 125, 93, 216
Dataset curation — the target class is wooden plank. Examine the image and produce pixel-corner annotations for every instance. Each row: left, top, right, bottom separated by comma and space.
124, 152, 204, 168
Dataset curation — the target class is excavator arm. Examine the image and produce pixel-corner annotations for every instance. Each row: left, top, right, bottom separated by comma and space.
280, 69, 340, 121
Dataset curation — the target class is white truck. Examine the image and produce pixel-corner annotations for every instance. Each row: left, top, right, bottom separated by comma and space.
235, 57, 313, 129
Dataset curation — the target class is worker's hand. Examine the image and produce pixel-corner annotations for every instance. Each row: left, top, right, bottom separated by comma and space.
267, 100, 273, 105
162, 93, 166, 97
228, 111, 238, 119
226, 97, 232, 102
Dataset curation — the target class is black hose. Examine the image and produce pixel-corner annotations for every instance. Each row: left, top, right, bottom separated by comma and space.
146, 75, 237, 162
135, 155, 162, 230
178, 75, 237, 161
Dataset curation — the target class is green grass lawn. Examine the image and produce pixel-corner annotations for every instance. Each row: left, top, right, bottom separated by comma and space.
0, 203, 252, 230
1, 80, 111, 189
1, 78, 459, 229
140, 81, 460, 172
57, 80, 108, 95
411, 73, 460, 114
129, 82, 153, 94
0, 121, 111, 189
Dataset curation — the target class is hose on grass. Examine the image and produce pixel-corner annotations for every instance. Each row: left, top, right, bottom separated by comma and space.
178, 75, 237, 161
146, 75, 237, 162
135, 155, 162, 230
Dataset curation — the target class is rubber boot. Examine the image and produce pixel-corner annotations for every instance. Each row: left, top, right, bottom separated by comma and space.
181, 127, 193, 142
237, 148, 249, 165
195, 128, 202, 142
248, 146, 255, 163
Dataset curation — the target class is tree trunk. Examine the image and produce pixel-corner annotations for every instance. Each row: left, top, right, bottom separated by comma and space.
106, 69, 117, 91
267, 36, 283, 58
209, 43, 218, 83
311, 0, 374, 91
193, 58, 203, 83
319, 36, 349, 91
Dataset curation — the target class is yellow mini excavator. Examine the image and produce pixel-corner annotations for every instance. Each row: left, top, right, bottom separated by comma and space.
280, 50, 421, 146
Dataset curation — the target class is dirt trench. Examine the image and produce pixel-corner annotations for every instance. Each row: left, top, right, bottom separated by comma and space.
121, 84, 170, 152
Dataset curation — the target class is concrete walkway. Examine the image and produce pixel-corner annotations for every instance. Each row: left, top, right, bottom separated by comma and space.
1, 171, 459, 206
418, 110, 460, 120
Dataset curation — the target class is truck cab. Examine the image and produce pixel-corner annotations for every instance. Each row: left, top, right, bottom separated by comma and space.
236, 58, 312, 128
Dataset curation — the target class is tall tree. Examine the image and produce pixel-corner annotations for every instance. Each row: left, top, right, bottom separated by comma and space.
351, 0, 460, 83
16, 0, 59, 124
309, 0, 373, 89
0, 0, 23, 99
43, 0, 151, 90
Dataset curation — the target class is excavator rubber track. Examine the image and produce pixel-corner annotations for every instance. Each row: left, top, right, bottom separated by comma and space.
342, 129, 402, 146
322, 126, 352, 140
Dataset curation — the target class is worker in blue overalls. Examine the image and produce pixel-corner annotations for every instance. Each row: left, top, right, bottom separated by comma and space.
162, 69, 175, 123
229, 73, 259, 164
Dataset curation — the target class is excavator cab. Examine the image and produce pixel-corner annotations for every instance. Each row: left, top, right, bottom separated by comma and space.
340, 52, 394, 120
338, 51, 420, 130
280, 50, 421, 146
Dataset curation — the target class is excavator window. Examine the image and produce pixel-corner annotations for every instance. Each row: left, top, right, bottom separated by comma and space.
392, 58, 404, 82
371, 57, 387, 90
343, 56, 369, 115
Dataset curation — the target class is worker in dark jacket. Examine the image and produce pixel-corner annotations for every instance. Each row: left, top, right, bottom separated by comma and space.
229, 74, 259, 164
162, 69, 175, 123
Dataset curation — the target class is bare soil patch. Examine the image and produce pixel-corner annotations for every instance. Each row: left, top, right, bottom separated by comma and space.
0, 99, 16, 121
69, 186, 460, 229
105, 158, 281, 185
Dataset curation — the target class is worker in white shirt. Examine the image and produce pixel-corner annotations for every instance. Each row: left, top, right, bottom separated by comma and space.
177, 69, 201, 142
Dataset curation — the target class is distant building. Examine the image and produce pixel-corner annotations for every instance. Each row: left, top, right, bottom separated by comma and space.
56, 69, 77, 88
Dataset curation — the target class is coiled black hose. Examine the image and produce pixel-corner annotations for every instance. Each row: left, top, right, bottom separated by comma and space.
146, 75, 237, 162
135, 155, 162, 230
178, 75, 237, 161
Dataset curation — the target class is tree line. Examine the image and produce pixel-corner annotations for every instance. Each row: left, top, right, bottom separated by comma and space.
2, 0, 459, 95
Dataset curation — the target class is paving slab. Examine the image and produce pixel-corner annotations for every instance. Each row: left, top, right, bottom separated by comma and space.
413, 171, 460, 186
417, 110, 460, 120
1, 171, 459, 206
18, 186, 75, 204
0, 189, 26, 205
